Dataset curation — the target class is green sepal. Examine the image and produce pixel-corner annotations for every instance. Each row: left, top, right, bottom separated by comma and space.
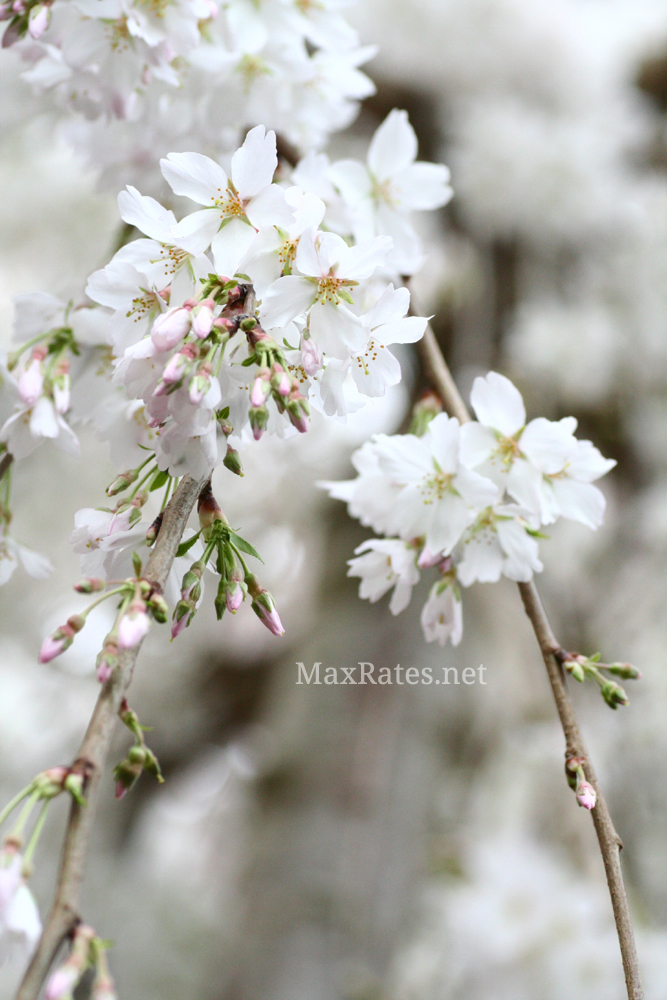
176, 530, 202, 557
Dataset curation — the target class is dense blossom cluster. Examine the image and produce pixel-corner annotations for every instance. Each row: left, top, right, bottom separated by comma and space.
324, 371, 615, 646
3, 0, 378, 189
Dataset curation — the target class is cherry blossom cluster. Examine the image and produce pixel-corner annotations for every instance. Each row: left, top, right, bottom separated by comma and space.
4, 0, 376, 187
80, 116, 448, 477
324, 371, 616, 649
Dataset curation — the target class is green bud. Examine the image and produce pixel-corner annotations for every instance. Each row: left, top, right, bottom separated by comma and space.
107, 469, 139, 496
564, 660, 585, 683
64, 773, 87, 806
223, 445, 243, 477
149, 593, 169, 623
605, 662, 642, 680
601, 680, 629, 709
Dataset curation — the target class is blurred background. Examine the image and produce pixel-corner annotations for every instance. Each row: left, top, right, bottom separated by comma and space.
2, 0, 667, 997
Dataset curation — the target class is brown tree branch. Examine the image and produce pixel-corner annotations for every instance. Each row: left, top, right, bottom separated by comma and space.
15, 472, 210, 1000
415, 315, 644, 1000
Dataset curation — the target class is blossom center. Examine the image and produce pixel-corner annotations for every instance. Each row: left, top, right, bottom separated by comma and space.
420, 470, 456, 504
371, 176, 400, 209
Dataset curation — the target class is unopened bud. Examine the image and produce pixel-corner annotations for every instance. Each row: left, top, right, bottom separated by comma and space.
576, 779, 596, 810
74, 578, 105, 594
223, 444, 243, 477
145, 512, 163, 546
605, 662, 642, 680
63, 772, 86, 806
197, 481, 224, 532
107, 469, 139, 496
600, 680, 629, 709
564, 659, 585, 683
249, 404, 268, 441
148, 592, 169, 623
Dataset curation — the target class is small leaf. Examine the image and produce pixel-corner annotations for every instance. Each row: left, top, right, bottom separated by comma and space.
132, 551, 142, 578
150, 470, 169, 492
229, 531, 263, 562
176, 531, 201, 557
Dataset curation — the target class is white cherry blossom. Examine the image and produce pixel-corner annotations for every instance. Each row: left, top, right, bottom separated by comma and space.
0, 527, 53, 585
461, 371, 579, 516
328, 109, 453, 274
261, 227, 392, 360
348, 538, 420, 615
162, 126, 294, 277
455, 503, 543, 585
420, 581, 463, 647
537, 439, 616, 529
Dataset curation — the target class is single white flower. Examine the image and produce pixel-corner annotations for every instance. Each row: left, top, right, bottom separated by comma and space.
370, 414, 499, 554
420, 581, 463, 647
0, 397, 79, 460
455, 503, 543, 585
348, 284, 426, 397
261, 227, 392, 360
328, 109, 453, 274
162, 126, 294, 277
0, 526, 53, 586
0, 850, 41, 965
348, 538, 420, 615
538, 439, 616, 529
461, 371, 579, 517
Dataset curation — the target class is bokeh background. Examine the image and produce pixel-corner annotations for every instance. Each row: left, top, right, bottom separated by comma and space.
2, 0, 667, 997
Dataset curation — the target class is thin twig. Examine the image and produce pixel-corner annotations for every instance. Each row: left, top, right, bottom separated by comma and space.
15, 472, 210, 1000
0, 452, 13, 482
414, 312, 644, 1000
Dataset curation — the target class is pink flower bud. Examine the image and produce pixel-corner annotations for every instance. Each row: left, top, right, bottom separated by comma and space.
191, 302, 214, 338
28, 3, 50, 39
46, 965, 80, 1000
151, 307, 192, 351
300, 336, 323, 377
170, 611, 190, 639
277, 373, 290, 397
254, 603, 284, 636
39, 617, 83, 663
115, 780, 128, 800
53, 361, 70, 414
417, 546, 443, 569
250, 376, 267, 408
18, 357, 43, 406
118, 601, 151, 650
576, 780, 596, 810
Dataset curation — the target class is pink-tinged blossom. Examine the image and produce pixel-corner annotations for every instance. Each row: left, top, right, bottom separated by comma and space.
18, 351, 45, 406
27, 3, 49, 39
46, 964, 80, 1000
39, 616, 84, 663
191, 301, 214, 338
118, 601, 151, 650
420, 583, 463, 648
254, 602, 284, 636
300, 336, 323, 377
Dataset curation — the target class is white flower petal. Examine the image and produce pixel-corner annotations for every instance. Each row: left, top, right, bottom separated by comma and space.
368, 109, 417, 181
470, 371, 526, 436
160, 152, 228, 205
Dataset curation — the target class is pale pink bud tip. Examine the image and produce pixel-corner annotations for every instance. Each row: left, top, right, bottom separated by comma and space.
115, 781, 128, 800
28, 4, 49, 39
250, 377, 266, 408
170, 614, 189, 639
39, 636, 66, 663
260, 607, 284, 636
576, 781, 596, 810
226, 587, 243, 613
46, 966, 79, 1000
117, 606, 151, 650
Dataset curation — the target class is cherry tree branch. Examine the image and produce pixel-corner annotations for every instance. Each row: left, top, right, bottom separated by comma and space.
416, 315, 644, 1000
15, 472, 210, 1000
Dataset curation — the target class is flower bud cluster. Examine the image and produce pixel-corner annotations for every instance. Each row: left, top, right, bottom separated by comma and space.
113, 700, 163, 799
45, 924, 116, 1000
171, 483, 283, 639
560, 651, 638, 710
